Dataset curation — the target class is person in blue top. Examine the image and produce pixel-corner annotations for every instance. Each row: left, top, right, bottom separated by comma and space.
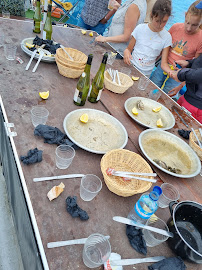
77, 0, 121, 35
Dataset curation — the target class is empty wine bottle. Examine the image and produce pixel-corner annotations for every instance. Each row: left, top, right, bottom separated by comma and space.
73, 54, 93, 106
88, 53, 108, 103
33, 0, 42, 34
43, 3, 52, 40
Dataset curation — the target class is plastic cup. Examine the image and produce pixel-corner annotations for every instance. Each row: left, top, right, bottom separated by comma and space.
80, 174, 102, 201
55, 145, 75, 169
107, 52, 117, 66
0, 32, 4, 47
158, 183, 180, 208
31, 106, 49, 127
138, 76, 150, 91
120, 67, 131, 76
2, 11, 10, 18
143, 217, 169, 247
83, 233, 111, 268
149, 89, 161, 101
4, 44, 17, 60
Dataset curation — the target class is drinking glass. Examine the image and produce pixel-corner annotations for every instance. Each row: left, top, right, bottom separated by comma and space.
158, 183, 180, 208
138, 76, 150, 91
120, 67, 131, 76
108, 0, 116, 10
83, 233, 111, 268
2, 11, 10, 18
4, 44, 17, 60
143, 217, 169, 247
0, 32, 4, 47
31, 106, 49, 127
107, 51, 117, 66
55, 145, 75, 169
149, 89, 161, 101
80, 174, 102, 201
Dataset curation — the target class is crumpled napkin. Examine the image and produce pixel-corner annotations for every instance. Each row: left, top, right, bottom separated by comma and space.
148, 256, 186, 270
126, 225, 147, 255
178, 129, 191, 140
20, 148, 43, 165
34, 124, 77, 148
66, 196, 89, 221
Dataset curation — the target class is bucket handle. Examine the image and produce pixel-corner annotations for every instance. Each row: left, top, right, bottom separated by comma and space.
169, 201, 178, 215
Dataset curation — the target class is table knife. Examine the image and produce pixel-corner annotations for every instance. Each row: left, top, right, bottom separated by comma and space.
113, 216, 173, 238
173, 108, 189, 128
110, 256, 165, 266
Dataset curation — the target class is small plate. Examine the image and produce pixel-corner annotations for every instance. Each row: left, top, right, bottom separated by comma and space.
21, 37, 57, 63
63, 108, 128, 154
139, 129, 201, 178
124, 97, 175, 130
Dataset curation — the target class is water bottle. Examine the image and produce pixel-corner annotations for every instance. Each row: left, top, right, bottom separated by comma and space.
128, 186, 162, 224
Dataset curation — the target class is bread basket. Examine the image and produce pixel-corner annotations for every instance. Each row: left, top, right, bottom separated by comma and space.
189, 129, 202, 161
100, 149, 153, 197
56, 48, 87, 69
55, 55, 84, 79
104, 70, 134, 94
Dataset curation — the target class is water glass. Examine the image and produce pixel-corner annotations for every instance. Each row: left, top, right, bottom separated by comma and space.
80, 174, 102, 201
120, 67, 131, 76
138, 76, 150, 91
107, 51, 117, 66
149, 89, 161, 101
55, 145, 75, 169
4, 44, 17, 60
2, 10, 10, 18
143, 217, 169, 247
158, 183, 180, 208
0, 32, 4, 47
83, 233, 111, 268
31, 106, 49, 127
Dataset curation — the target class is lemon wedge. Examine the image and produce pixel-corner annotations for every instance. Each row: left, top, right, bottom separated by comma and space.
157, 118, 163, 128
131, 76, 139, 81
81, 30, 87, 35
80, 113, 88, 123
152, 106, 162, 112
39, 91, 49, 100
26, 42, 34, 48
132, 107, 138, 115
89, 32, 93, 37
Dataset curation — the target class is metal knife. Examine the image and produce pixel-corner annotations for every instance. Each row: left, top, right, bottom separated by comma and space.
113, 216, 174, 238
110, 256, 165, 266
173, 108, 189, 128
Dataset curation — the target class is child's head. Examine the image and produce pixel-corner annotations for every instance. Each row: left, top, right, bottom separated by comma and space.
150, 0, 172, 32
185, 0, 202, 34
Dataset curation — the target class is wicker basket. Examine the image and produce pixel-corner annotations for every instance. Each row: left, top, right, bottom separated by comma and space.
189, 129, 202, 161
104, 70, 134, 94
56, 48, 87, 69
100, 149, 153, 197
55, 55, 84, 79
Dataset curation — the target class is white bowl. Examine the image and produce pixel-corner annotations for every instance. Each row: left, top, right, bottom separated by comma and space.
63, 108, 128, 154
139, 129, 201, 178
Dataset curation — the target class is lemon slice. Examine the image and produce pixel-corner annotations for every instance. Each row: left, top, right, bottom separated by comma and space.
39, 91, 49, 100
132, 107, 138, 115
81, 30, 86, 35
80, 113, 88, 123
131, 76, 139, 81
157, 118, 163, 128
89, 32, 93, 37
152, 106, 162, 112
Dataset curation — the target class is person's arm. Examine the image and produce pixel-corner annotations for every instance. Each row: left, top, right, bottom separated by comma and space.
96, 3, 140, 43
168, 81, 186, 97
160, 46, 173, 75
100, 0, 121, 24
124, 36, 136, 65
177, 68, 202, 84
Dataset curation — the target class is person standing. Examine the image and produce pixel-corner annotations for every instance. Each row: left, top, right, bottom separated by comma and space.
77, 0, 121, 35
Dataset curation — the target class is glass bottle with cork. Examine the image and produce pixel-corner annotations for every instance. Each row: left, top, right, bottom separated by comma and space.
88, 53, 108, 103
33, 0, 42, 34
73, 54, 93, 106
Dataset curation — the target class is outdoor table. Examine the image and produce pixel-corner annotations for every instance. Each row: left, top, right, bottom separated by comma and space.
0, 18, 201, 270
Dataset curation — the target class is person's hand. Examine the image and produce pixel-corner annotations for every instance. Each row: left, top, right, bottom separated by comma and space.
168, 85, 182, 97
124, 49, 132, 65
95, 35, 107, 43
174, 60, 189, 68
170, 70, 181, 82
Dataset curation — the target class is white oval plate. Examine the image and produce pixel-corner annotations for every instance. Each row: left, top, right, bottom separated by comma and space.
139, 129, 201, 178
124, 97, 175, 130
63, 108, 128, 154
21, 37, 58, 63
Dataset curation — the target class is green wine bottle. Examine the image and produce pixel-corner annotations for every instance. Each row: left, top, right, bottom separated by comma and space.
73, 54, 93, 106
43, 4, 52, 40
33, 0, 42, 34
88, 53, 108, 103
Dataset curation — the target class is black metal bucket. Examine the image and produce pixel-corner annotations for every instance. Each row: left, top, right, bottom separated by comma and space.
167, 201, 202, 264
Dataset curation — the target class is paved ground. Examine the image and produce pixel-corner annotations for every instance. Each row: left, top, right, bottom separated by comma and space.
0, 167, 24, 270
